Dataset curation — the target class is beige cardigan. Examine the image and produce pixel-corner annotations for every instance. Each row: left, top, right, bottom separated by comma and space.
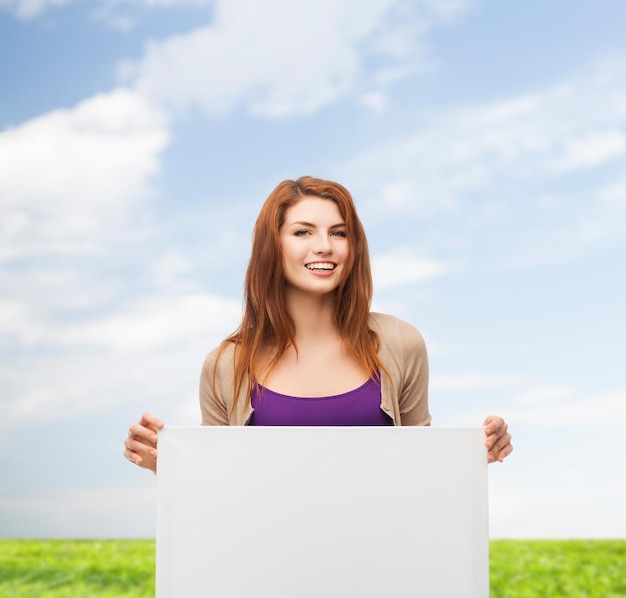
199, 312, 431, 427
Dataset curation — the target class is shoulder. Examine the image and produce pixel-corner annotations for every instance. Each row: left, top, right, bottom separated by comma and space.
201, 341, 237, 379
368, 312, 426, 351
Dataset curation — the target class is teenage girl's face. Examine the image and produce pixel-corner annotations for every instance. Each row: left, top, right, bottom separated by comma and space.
280, 197, 350, 297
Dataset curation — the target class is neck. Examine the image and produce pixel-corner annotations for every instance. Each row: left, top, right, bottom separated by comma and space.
285, 288, 339, 343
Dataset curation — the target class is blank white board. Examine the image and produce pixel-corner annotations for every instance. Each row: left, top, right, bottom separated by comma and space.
156, 426, 489, 598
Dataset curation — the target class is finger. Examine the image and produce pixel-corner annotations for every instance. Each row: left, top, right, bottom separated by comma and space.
485, 431, 504, 451
484, 424, 508, 447
497, 443, 514, 462
128, 424, 159, 445
140, 412, 164, 430
483, 415, 505, 437
123, 448, 142, 466
489, 432, 512, 455
129, 423, 158, 440
488, 435, 512, 463
125, 437, 157, 457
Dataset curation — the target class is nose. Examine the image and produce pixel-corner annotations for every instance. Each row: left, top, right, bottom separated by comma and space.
314, 234, 332, 254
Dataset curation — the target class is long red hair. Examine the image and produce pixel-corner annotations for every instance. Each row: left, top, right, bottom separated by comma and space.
221, 176, 384, 405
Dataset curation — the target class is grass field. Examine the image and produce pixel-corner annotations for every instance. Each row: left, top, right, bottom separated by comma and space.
0, 539, 624, 597
489, 540, 626, 597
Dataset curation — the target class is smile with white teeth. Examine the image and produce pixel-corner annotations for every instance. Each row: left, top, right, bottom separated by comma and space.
305, 262, 336, 271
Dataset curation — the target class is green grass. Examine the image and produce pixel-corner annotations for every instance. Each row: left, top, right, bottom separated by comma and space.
0, 539, 624, 596
0, 540, 155, 597
490, 540, 626, 598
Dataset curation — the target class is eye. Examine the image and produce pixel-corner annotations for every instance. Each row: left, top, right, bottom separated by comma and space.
294, 229, 311, 237
330, 230, 347, 238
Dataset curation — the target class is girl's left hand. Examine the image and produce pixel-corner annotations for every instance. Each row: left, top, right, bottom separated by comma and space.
483, 415, 513, 463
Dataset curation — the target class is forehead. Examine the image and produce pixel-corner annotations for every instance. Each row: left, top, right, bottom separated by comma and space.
283, 197, 344, 224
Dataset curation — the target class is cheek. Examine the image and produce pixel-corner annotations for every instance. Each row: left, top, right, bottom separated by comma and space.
342, 246, 355, 274
281, 240, 301, 266
339, 242, 351, 263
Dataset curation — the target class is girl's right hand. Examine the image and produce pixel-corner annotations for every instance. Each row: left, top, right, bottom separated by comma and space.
123, 412, 164, 473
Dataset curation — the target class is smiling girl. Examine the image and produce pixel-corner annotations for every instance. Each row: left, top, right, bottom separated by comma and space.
124, 176, 512, 471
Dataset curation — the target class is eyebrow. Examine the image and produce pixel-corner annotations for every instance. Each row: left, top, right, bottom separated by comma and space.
289, 220, 346, 229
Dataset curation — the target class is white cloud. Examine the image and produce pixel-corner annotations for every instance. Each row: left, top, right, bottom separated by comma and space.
422, 0, 470, 21
1, 349, 194, 429
489, 474, 626, 538
550, 130, 626, 172
0, 266, 124, 349
344, 55, 626, 267
112, 0, 210, 6
597, 177, 626, 205
505, 389, 626, 427
577, 175, 626, 246
360, 91, 389, 113
0, 0, 70, 19
121, 0, 472, 118
380, 181, 413, 208
0, 485, 153, 515
0, 300, 31, 345
372, 250, 449, 288
431, 374, 626, 429
0, 290, 240, 351
3, 0, 474, 115
352, 80, 626, 214
430, 373, 529, 393
149, 249, 194, 290
0, 89, 169, 261
0, 291, 240, 443
0, 0, 209, 19
515, 385, 576, 405
0, 486, 157, 538
354, 59, 626, 202
64, 293, 241, 352
94, 0, 212, 31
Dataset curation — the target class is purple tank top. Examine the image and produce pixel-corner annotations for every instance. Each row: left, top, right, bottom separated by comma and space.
248, 377, 392, 426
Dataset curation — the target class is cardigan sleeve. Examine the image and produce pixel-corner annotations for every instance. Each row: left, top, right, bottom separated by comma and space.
396, 319, 431, 426
199, 346, 230, 426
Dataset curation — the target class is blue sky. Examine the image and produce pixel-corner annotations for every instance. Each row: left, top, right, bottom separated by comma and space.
1, 0, 625, 539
